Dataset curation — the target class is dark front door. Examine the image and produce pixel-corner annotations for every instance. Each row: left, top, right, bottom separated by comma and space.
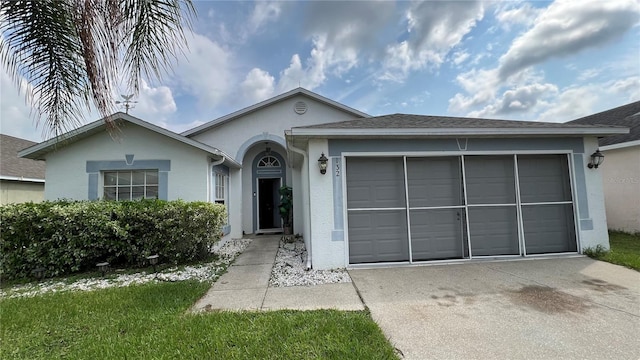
258, 178, 281, 230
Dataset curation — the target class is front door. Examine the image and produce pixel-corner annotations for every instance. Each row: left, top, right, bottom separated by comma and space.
258, 178, 281, 231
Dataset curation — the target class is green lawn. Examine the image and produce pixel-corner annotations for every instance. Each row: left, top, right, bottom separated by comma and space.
1, 281, 397, 359
587, 231, 640, 271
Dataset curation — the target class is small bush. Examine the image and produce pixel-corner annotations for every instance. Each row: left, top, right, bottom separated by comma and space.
0, 200, 226, 280
583, 244, 609, 259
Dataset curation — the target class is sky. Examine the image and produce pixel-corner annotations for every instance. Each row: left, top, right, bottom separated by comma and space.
1, 0, 639, 142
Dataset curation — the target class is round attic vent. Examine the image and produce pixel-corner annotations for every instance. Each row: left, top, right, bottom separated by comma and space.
294, 101, 308, 115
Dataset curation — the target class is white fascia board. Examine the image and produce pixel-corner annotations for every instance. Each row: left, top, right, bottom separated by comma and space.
289, 127, 629, 137
18, 113, 241, 168
600, 140, 640, 151
182, 88, 369, 137
0, 175, 45, 183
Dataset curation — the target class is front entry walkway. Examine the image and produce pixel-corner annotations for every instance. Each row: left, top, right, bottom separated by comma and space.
192, 235, 363, 312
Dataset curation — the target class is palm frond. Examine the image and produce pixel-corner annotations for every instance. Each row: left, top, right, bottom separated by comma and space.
0, 0, 195, 138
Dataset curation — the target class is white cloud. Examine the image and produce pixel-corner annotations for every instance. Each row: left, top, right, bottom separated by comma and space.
467, 82, 558, 118
241, 68, 275, 103
123, 79, 177, 128
0, 70, 41, 141
498, 0, 640, 80
537, 86, 600, 122
495, 2, 540, 29
381, 1, 485, 81
276, 52, 326, 93
248, 1, 282, 34
170, 32, 234, 108
608, 76, 640, 102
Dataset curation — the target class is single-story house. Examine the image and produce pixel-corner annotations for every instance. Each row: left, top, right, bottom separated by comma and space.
569, 101, 640, 233
1, 134, 46, 204
20, 88, 629, 269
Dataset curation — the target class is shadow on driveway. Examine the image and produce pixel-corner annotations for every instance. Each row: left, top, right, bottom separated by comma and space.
349, 257, 640, 360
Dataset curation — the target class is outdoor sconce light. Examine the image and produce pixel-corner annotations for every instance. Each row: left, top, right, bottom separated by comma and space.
147, 254, 159, 273
587, 149, 604, 169
318, 153, 328, 174
96, 262, 110, 277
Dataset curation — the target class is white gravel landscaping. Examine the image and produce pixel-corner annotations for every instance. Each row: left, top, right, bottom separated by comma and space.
0, 238, 252, 299
269, 238, 352, 287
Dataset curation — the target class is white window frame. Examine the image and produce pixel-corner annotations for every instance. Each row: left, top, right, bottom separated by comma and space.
214, 172, 228, 205
103, 170, 159, 201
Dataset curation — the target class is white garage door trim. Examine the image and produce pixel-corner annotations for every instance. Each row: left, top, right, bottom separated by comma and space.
343, 150, 580, 268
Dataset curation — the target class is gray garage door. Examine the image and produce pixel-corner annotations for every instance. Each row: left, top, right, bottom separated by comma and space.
518, 155, 577, 254
347, 158, 409, 264
407, 157, 467, 261
346, 154, 577, 265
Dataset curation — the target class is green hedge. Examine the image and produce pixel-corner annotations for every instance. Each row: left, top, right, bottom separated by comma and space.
0, 200, 227, 280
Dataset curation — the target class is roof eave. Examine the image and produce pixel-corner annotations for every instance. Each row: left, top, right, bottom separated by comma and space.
19, 113, 242, 168
182, 88, 370, 137
289, 127, 630, 138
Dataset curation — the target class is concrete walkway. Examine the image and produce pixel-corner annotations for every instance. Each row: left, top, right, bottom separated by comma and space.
192, 235, 363, 312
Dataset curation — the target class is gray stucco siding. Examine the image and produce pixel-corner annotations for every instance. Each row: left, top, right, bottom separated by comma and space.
328, 137, 585, 156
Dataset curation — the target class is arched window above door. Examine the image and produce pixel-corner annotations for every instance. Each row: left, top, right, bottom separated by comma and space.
257, 156, 281, 168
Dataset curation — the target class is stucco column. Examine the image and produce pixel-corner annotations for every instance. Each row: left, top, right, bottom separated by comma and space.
307, 139, 344, 269
580, 136, 610, 250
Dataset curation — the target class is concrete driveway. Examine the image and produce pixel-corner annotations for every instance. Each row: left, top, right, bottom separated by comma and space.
349, 257, 640, 360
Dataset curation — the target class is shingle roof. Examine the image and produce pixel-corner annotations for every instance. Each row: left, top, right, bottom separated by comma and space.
0, 134, 46, 180
568, 101, 640, 146
297, 113, 618, 129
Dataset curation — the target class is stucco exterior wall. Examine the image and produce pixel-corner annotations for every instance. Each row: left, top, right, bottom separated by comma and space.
191, 94, 360, 236
0, 180, 44, 204
190, 95, 362, 162
44, 123, 210, 201
579, 137, 611, 250
307, 138, 345, 270
600, 145, 640, 233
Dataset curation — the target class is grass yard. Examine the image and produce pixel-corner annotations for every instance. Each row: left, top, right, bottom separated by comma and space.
1, 281, 397, 359
587, 231, 640, 271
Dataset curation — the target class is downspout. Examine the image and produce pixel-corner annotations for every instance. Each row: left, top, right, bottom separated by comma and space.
287, 140, 313, 270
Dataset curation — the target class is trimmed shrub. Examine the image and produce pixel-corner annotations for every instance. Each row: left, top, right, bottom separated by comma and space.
0, 200, 226, 280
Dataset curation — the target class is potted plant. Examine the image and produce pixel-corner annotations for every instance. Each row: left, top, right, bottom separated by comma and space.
278, 185, 293, 235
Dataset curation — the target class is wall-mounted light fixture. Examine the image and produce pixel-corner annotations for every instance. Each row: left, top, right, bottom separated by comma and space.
587, 149, 604, 169
318, 153, 328, 174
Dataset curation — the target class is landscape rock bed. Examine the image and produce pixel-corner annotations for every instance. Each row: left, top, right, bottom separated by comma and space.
269, 239, 352, 287
0, 238, 252, 299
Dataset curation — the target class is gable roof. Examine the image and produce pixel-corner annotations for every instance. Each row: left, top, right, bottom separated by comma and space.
568, 101, 640, 148
289, 113, 629, 137
19, 112, 240, 168
0, 134, 46, 182
182, 87, 370, 137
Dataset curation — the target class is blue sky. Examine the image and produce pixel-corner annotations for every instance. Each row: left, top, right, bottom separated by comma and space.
2, 0, 639, 142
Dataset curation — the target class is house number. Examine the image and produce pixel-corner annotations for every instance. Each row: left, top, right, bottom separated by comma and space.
335, 162, 340, 176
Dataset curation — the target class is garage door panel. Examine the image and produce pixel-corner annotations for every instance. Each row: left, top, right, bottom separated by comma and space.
469, 207, 519, 256
465, 156, 516, 205
346, 158, 405, 208
518, 155, 572, 203
348, 210, 409, 264
407, 157, 463, 207
523, 204, 577, 254
410, 209, 465, 260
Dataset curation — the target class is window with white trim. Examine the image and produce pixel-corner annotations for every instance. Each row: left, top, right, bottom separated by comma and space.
103, 170, 158, 200
214, 173, 227, 205
257, 156, 280, 168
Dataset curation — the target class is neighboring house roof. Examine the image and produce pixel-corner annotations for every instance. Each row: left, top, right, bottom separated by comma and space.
182, 87, 370, 137
568, 101, 640, 149
0, 134, 46, 182
19, 112, 241, 168
289, 113, 629, 137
